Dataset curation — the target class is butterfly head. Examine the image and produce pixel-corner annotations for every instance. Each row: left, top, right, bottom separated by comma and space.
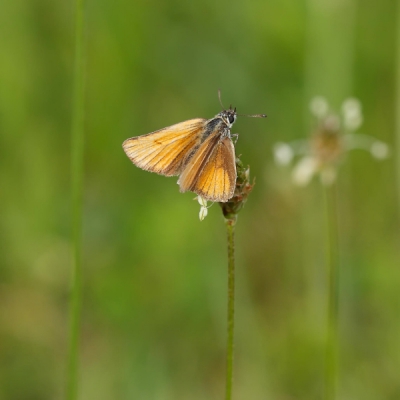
218, 106, 237, 128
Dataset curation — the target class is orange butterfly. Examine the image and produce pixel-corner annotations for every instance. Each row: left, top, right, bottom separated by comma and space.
123, 93, 266, 202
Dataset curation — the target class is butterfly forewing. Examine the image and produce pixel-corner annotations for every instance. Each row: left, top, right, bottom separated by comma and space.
178, 134, 236, 202
123, 118, 207, 176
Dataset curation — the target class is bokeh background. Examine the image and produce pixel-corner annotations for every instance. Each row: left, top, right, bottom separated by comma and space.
1, 0, 400, 399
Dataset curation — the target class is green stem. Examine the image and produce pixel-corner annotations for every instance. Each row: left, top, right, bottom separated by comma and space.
304, 0, 356, 110
396, 1, 400, 213
323, 183, 340, 400
225, 218, 236, 400
67, 0, 86, 398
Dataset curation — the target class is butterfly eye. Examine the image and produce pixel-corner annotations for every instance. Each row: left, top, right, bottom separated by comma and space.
228, 114, 236, 124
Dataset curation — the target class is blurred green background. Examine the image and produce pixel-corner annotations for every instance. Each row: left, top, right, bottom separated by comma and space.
1, 0, 399, 399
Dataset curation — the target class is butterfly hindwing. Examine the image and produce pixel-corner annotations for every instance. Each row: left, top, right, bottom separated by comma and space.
178, 133, 236, 202
123, 118, 207, 176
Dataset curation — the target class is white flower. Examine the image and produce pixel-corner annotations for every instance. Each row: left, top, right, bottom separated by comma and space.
196, 196, 211, 221
273, 97, 389, 186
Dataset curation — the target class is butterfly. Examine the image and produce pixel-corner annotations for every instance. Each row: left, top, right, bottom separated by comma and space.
122, 92, 266, 202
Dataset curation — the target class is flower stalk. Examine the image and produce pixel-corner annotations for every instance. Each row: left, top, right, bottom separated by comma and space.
220, 158, 254, 400
224, 218, 235, 400
272, 96, 389, 399
396, 1, 400, 215
323, 183, 340, 400
67, 0, 86, 398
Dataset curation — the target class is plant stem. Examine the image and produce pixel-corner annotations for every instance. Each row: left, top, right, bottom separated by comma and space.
323, 183, 340, 400
396, 0, 400, 215
303, 0, 356, 325
304, 0, 356, 110
67, 0, 86, 398
225, 218, 236, 400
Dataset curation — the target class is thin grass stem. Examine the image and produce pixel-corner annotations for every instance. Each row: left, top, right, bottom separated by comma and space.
396, 1, 400, 214
67, 0, 86, 398
323, 183, 340, 400
225, 218, 236, 400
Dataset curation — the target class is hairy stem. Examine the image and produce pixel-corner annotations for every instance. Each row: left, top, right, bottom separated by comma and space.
225, 218, 236, 400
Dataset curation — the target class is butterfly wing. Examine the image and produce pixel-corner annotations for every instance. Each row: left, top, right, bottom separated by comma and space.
123, 118, 207, 176
178, 133, 236, 202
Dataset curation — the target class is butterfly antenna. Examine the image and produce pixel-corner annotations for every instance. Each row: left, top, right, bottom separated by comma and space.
217, 89, 225, 110
237, 113, 267, 118
218, 90, 266, 117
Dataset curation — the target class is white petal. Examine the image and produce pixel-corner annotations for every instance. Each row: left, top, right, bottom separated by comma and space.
273, 142, 294, 165
344, 113, 363, 130
370, 141, 389, 159
197, 196, 208, 207
342, 98, 362, 115
292, 157, 318, 186
199, 206, 208, 221
342, 98, 363, 131
310, 96, 329, 119
344, 134, 389, 160
343, 133, 374, 150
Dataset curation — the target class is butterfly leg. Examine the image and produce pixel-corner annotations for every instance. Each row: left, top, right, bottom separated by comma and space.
231, 133, 239, 145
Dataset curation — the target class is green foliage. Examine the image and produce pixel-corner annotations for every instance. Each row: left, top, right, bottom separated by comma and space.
0, 0, 399, 399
